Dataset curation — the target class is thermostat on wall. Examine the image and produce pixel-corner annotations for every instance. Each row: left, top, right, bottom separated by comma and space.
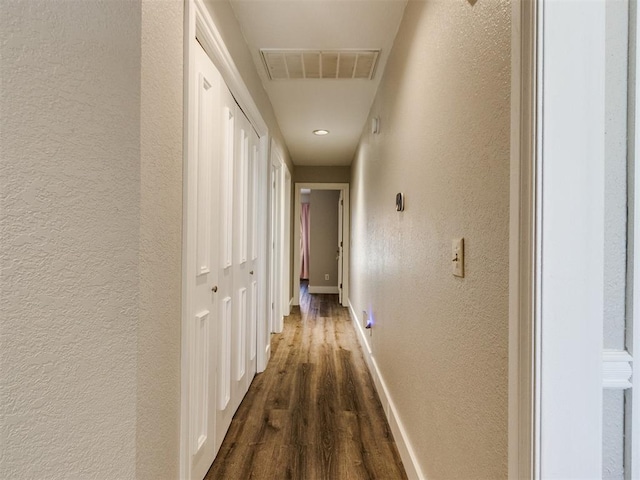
396, 193, 404, 211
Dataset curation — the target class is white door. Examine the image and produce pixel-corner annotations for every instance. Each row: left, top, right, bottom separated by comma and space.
337, 190, 343, 305
229, 108, 259, 410
247, 134, 259, 381
187, 43, 222, 480
270, 159, 283, 333
214, 76, 235, 452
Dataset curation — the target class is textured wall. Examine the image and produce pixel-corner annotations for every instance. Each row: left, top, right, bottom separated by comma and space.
294, 166, 351, 184
1, 1, 141, 478
309, 190, 340, 288
137, 1, 183, 479
349, 0, 511, 478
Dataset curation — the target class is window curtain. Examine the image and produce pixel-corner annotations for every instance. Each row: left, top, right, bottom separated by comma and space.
300, 203, 310, 280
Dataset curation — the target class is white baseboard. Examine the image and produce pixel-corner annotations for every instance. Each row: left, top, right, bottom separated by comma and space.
348, 300, 426, 480
308, 285, 339, 294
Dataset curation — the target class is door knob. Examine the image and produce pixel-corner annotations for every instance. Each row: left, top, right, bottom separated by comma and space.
249, 271, 254, 275
211, 285, 218, 293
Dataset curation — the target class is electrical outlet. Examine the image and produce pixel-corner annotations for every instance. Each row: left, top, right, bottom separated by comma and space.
325, 274, 330, 280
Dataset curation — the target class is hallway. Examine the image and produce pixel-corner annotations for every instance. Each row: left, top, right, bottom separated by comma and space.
206, 283, 407, 479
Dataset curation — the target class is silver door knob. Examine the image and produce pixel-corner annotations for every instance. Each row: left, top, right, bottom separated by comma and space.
249, 271, 254, 275
211, 285, 218, 293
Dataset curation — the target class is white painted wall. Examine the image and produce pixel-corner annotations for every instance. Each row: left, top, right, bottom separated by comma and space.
0, 1, 140, 477
1, 1, 184, 478
349, 0, 511, 477
309, 190, 340, 289
138, 1, 184, 478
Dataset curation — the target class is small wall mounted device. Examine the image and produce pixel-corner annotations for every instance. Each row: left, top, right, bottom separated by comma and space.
396, 192, 404, 212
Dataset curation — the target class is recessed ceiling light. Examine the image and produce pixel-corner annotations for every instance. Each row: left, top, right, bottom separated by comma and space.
313, 129, 329, 136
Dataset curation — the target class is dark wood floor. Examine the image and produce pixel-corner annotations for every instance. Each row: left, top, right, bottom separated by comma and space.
205, 281, 407, 480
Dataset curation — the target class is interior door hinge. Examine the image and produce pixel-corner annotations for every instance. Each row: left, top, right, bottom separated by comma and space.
340, 241, 343, 247
340, 283, 342, 289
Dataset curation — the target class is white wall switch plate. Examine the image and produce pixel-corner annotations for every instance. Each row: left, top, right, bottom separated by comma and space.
325, 274, 330, 280
452, 238, 464, 277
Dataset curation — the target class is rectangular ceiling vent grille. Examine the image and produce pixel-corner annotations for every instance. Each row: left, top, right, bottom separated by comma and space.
260, 49, 380, 80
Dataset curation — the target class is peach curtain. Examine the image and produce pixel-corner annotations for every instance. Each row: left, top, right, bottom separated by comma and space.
300, 203, 310, 279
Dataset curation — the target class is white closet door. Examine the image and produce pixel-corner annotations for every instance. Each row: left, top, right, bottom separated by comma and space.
247, 128, 260, 381
188, 43, 222, 480
215, 80, 236, 451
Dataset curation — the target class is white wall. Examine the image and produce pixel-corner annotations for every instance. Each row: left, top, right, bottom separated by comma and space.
349, 0, 511, 477
309, 190, 340, 288
1, 1, 141, 477
1, 2, 184, 478
138, 1, 184, 478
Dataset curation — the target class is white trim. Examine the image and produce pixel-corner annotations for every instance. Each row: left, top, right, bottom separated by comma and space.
631, 3, 640, 471
508, 0, 539, 478
293, 182, 350, 308
308, 285, 339, 295
282, 169, 292, 317
269, 141, 287, 334
348, 300, 425, 480
256, 133, 270, 373
602, 350, 633, 390
539, 1, 606, 475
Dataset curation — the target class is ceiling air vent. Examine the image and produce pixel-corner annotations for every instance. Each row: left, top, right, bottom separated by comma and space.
261, 49, 380, 80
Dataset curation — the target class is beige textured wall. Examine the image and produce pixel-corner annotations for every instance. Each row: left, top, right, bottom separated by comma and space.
137, 1, 183, 479
349, 1, 511, 478
1, 1, 140, 477
204, 0, 293, 174
294, 166, 351, 184
309, 190, 340, 288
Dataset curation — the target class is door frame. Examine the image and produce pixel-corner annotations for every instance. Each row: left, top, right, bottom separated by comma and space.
181, 1, 270, 478
508, 0, 539, 477
269, 141, 290, 333
292, 183, 350, 308
510, 0, 640, 477
283, 169, 292, 317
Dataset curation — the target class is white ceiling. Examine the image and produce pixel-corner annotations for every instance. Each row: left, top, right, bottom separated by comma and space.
229, 0, 407, 166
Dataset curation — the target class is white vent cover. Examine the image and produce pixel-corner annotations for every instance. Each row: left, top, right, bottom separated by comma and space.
261, 49, 380, 80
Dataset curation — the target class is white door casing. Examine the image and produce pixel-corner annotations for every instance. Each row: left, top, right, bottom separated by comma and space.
269, 142, 286, 334
511, 0, 640, 477
292, 183, 350, 308
338, 190, 344, 305
283, 169, 292, 317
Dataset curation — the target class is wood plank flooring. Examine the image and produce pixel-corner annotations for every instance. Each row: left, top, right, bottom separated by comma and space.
205, 282, 407, 480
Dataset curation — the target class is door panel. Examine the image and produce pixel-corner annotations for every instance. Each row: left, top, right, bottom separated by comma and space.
189, 43, 221, 480
215, 82, 237, 450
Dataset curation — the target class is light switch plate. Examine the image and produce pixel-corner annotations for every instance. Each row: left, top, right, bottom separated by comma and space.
452, 238, 464, 277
